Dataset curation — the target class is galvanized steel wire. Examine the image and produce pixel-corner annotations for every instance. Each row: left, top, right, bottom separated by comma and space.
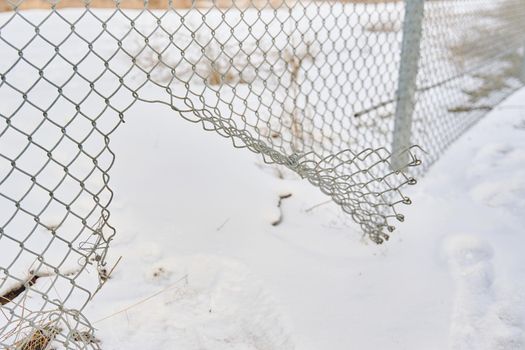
0, 0, 524, 348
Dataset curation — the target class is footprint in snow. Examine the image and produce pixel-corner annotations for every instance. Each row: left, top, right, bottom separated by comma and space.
445, 235, 524, 350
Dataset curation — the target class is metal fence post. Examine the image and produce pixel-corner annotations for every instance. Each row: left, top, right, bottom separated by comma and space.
391, 0, 425, 171
521, 42, 525, 84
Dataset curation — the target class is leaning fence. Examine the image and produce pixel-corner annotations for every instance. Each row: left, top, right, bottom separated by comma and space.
0, 0, 524, 348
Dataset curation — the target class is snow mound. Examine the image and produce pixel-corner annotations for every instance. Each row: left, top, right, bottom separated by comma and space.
94, 255, 294, 350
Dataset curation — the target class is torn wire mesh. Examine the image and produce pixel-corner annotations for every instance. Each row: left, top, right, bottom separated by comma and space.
0, 0, 524, 348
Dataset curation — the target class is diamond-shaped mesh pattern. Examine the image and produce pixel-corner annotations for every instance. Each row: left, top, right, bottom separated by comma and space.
0, 0, 524, 348
412, 0, 525, 169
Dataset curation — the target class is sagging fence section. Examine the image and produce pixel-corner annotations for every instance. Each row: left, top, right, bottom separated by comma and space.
0, 0, 524, 348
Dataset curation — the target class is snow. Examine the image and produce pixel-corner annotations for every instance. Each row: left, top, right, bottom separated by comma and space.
1, 5, 525, 350
75, 88, 525, 350
93, 255, 294, 349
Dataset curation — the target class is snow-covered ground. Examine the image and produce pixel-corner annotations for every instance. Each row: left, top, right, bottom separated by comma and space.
79, 87, 525, 350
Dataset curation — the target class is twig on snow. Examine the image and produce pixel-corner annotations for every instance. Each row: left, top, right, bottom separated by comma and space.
0, 275, 40, 306
304, 199, 332, 213
272, 193, 292, 226
216, 218, 230, 231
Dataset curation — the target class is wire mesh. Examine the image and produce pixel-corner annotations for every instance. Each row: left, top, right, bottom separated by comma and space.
0, 0, 524, 348
411, 0, 525, 169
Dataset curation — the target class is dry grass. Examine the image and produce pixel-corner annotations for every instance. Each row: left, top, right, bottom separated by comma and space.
365, 20, 400, 33
10, 324, 60, 350
1, 0, 278, 11
134, 30, 250, 86
281, 42, 316, 152
447, 0, 523, 111
0, 0, 400, 12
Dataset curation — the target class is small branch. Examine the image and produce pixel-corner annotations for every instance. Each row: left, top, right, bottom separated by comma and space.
448, 105, 492, 113
92, 256, 123, 300
0, 275, 40, 306
271, 193, 292, 226
304, 199, 332, 213
216, 218, 230, 231
93, 274, 189, 324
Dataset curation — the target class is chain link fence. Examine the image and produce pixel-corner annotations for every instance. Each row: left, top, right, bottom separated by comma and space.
411, 0, 525, 168
0, 0, 524, 348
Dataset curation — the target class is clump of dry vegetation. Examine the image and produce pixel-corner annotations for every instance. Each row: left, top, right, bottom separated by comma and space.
280, 41, 317, 152
10, 324, 60, 350
2, 311, 99, 350
133, 23, 321, 153
133, 30, 254, 87
447, 0, 524, 112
